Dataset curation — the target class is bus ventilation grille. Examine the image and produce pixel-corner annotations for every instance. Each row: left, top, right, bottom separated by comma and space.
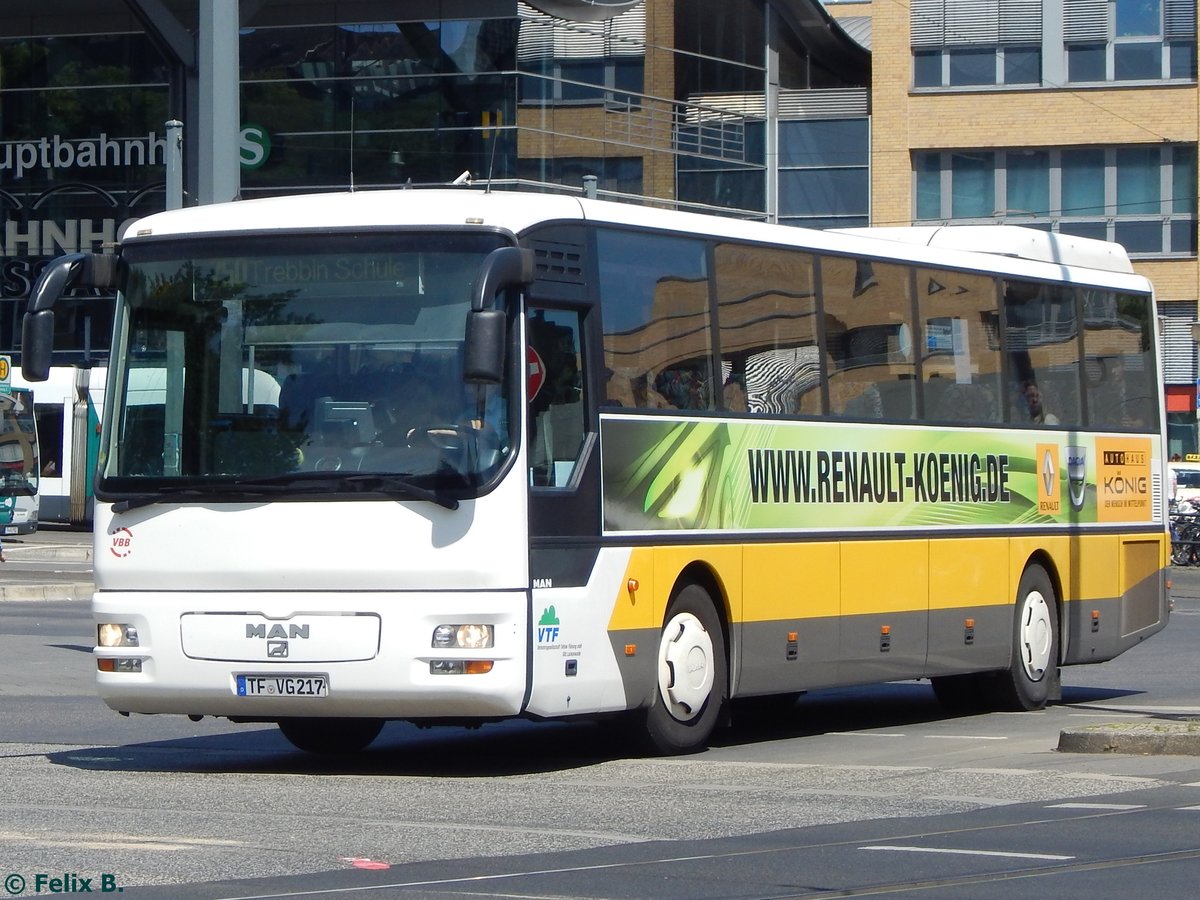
532, 240, 585, 286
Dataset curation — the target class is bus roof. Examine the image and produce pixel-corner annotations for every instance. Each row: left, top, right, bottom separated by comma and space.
121, 189, 1153, 293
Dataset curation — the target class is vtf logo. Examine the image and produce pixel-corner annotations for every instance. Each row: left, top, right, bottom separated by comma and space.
537, 606, 560, 642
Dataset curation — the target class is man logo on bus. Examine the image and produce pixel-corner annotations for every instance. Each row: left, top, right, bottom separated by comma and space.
538, 606, 560, 643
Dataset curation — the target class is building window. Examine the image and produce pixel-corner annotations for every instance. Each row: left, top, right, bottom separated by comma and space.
913, 0, 1196, 88
913, 46, 1043, 87
914, 144, 1198, 258
777, 118, 870, 229
1065, 0, 1198, 83
910, 0, 1044, 88
950, 151, 995, 218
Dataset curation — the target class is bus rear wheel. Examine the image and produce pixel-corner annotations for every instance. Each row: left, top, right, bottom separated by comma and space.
993, 564, 1059, 711
277, 717, 384, 754
643, 583, 727, 755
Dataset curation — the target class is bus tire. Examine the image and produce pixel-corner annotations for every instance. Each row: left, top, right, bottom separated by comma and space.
277, 717, 384, 754
643, 583, 727, 755
994, 564, 1059, 711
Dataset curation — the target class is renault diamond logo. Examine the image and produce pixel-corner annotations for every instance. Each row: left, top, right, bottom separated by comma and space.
267, 640, 289, 658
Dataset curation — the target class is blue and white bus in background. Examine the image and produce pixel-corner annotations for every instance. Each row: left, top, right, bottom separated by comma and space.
0, 385, 40, 535
9, 366, 104, 527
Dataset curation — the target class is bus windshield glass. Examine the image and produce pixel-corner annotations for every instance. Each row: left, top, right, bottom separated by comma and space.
100, 232, 513, 501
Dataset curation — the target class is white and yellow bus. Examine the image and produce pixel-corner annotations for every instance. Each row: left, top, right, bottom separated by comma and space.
22, 189, 1169, 754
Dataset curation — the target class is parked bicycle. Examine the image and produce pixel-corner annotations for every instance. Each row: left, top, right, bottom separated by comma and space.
1170, 498, 1200, 566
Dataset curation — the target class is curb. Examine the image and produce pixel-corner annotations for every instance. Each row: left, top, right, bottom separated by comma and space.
2, 546, 92, 562
1058, 721, 1200, 756
0, 582, 93, 602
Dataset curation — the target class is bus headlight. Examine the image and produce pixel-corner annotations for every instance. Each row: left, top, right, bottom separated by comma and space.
97, 623, 139, 648
431, 624, 493, 650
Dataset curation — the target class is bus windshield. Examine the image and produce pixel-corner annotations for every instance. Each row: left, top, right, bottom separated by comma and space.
99, 232, 513, 502
0, 388, 38, 498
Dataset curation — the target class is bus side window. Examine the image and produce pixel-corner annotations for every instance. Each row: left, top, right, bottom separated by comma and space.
528, 308, 586, 488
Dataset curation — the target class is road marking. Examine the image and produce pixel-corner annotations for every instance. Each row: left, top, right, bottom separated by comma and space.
1047, 803, 1145, 811
860, 845, 1073, 861
1180, 805, 1200, 811
829, 732, 907, 737
0, 829, 243, 852
924, 735, 1008, 741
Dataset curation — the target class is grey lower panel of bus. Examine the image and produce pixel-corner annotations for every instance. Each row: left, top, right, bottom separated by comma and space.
607, 584, 1165, 708
606, 628, 660, 710
734, 605, 1013, 698
1063, 565, 1168, 665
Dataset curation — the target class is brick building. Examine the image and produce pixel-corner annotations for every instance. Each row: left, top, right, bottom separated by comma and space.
826, 0, 1200, 454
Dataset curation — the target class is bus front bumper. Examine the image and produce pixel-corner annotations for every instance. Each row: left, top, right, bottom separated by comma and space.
92, 590, 529, 720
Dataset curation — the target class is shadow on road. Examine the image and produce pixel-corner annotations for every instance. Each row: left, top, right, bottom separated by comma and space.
44, 679, 1150, 778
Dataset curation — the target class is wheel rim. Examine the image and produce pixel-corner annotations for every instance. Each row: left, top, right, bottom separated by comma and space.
657, 611, 715, 722
1018, 589, 1053, 682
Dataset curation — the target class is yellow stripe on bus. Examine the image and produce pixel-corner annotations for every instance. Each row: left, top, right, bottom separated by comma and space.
608, 532, 1167, 630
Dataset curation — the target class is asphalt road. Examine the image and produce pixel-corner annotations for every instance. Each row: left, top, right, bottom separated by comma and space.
0, 531, 1197, 898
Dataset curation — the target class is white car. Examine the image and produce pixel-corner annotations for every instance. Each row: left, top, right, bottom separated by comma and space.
1169, 461, 1200, 505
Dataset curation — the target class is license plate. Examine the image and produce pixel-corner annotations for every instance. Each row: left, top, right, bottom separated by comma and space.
236, 674, 328, 697
3, 526, 16, 535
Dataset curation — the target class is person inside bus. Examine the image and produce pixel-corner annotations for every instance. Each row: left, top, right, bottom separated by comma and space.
1018, 378, 1058, 425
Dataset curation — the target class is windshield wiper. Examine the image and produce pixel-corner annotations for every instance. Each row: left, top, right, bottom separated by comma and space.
111, 487, 218, 513
340, 474, 460, 510
233, 473, 461, 509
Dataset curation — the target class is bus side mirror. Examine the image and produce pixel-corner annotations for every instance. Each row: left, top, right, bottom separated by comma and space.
464, 309, 506, 384
21, 311, 55, 382
465, 247, 534, 385
21, 251, 117, 382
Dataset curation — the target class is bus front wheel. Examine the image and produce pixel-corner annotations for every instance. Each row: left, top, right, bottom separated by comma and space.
277, 717, 384, 754
643, 583, 727, 755
994, 564, 1059, 711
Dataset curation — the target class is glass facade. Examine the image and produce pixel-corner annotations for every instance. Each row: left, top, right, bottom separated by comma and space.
0, 30, 170, 362
0, 0, 872, 366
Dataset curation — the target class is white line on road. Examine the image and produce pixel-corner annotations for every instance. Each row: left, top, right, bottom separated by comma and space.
1046, 803, 1146, 811
860, 845, 1073, 861
923, 735, 1009, 741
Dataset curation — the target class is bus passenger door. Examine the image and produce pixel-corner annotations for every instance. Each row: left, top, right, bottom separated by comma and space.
525, 304, 622, 717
